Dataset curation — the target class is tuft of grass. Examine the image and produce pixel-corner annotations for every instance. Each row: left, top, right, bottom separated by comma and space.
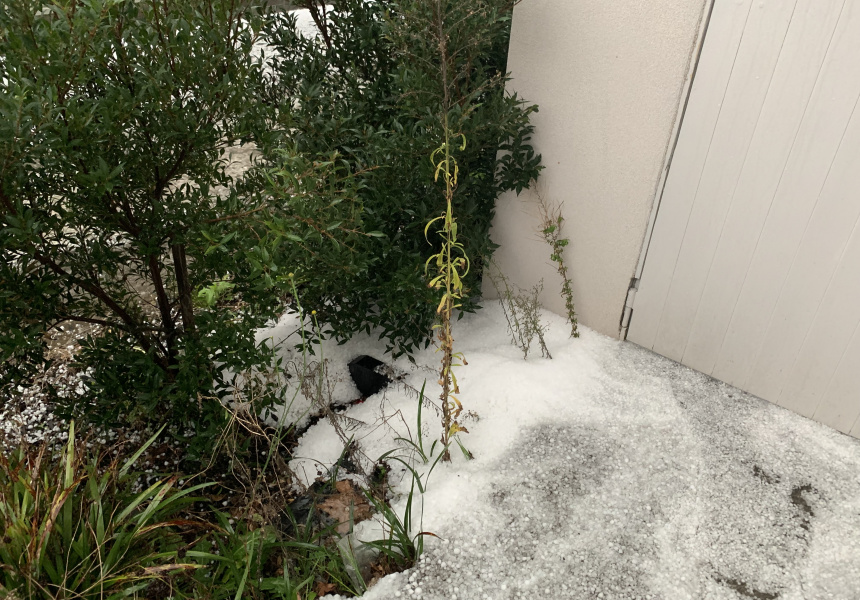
364, 477, 438, 573
377, 380, 473, 495
0, 422, 210, 600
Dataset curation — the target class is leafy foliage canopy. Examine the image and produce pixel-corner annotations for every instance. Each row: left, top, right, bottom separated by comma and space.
0, 0, 540, 440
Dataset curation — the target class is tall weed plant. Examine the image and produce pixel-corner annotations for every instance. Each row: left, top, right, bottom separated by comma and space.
426, 131, 470, 460
391, 0, 512, 459
537, 188, 579, 338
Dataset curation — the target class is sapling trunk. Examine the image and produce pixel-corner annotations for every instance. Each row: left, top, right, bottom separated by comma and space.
148, 254, 179, 371
172, 243, 197, 337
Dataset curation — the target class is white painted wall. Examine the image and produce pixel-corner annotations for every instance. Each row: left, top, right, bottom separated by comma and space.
486, 0, 708, 338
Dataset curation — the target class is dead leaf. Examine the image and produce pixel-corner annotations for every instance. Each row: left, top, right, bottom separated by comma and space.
318, 480, 372, 535
314, 580, 337, 596
142, 563, 201, 575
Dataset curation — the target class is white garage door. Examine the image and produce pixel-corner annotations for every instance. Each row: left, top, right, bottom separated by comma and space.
627, 0, 860, 437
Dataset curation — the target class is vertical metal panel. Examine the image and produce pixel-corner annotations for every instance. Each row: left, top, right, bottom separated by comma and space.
626, 0, 753, 349
786, 223, 860, 430
713, 1, 860, 390
681, 0, 846, 375
745, 107, 860, 403
815, 324, 860, 435
652, 0, 798, 362
628, 0, 860, 436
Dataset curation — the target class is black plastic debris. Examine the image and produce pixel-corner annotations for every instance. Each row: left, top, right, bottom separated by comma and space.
348, 355, 391, 397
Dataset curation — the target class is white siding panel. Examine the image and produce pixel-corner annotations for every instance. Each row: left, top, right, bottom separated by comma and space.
711, 0, 860, 388
626, 0, 753, 349
629, 0, 860, 437
681, 0, 846, 375
851, 409, 860, 438
784, 222, 860, 421
652, 0, 798, 362
814, 323, 860, 434
746, 104, 860, 403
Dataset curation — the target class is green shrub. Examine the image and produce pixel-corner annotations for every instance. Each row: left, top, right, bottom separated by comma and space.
0, 423, 206, 599
0, 1, 369, 442
0, 0, 541, 447
263, 0, 542, 356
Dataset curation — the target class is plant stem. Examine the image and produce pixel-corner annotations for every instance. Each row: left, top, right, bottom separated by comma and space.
537, 188, 579, 338
439, 124, 454, 460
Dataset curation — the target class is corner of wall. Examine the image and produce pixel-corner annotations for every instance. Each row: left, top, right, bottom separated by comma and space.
487, 0, 711, 339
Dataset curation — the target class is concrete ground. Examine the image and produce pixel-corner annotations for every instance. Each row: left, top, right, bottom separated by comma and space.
351, 326, 860, 600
